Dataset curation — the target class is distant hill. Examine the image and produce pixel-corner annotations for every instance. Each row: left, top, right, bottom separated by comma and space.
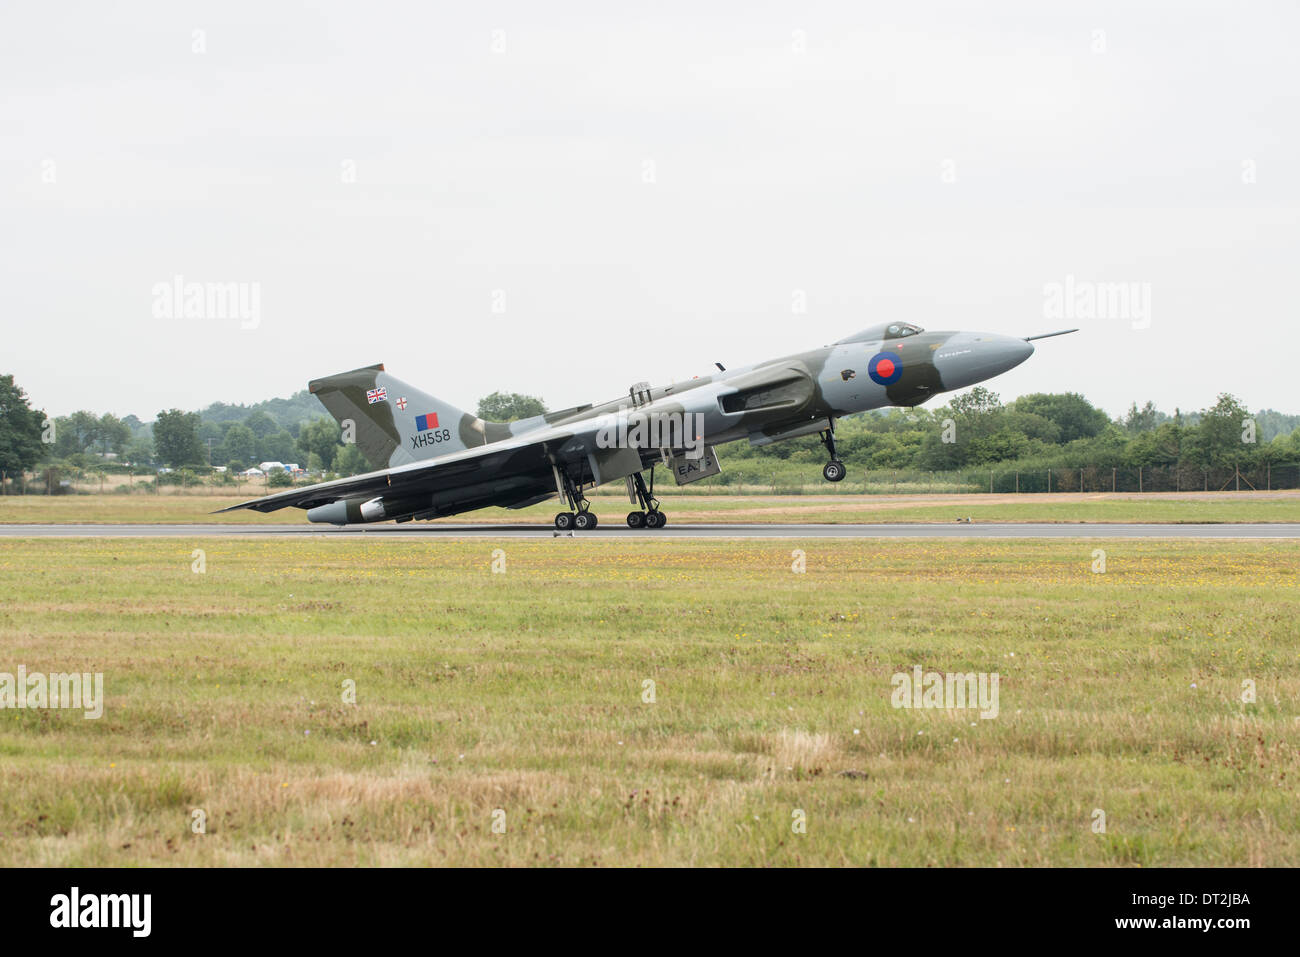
1255, 409, 1300, 443
198, 390, 325, 432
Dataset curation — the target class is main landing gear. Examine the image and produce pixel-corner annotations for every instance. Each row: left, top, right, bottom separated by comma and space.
625, 469, 667, 530
550, 464, 668, 531
820, 421, 846, 482
554, 509, 598, 531
553, 467, 599, 530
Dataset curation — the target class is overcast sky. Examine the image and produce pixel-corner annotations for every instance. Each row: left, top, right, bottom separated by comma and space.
3, 1, 1297, 422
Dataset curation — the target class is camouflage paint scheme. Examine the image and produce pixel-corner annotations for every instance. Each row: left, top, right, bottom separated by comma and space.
219, 323, 1040, 524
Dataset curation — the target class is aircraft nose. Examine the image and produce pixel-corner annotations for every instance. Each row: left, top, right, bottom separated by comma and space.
991, 334, 1034, 372
934, 334, 1034, 391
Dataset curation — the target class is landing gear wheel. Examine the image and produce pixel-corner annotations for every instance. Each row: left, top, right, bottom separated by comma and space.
823, 460, 846, 483
818, 422, 846, 483
644, 510, 666, 529
574, 511, 596, 530
554, 512, 575, 530
626, 511, 646, 529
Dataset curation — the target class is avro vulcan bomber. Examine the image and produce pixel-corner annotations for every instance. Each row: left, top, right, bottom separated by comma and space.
221, 324, 1074, 529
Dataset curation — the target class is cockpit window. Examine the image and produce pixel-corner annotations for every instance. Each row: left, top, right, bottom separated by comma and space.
835, 322, 924, 344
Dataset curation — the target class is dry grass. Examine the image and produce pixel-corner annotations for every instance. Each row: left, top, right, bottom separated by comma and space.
1, 489, 1298, 525
0, 537, 1296, 866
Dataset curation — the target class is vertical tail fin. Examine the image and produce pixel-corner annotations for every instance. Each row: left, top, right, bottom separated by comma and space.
309, 364, 507, 470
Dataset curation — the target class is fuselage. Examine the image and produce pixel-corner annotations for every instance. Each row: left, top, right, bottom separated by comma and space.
245, 322, 1041, 525
524, 323, 1035, 456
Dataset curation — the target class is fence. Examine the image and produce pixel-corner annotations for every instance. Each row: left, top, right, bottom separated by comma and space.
4, 463, 1300, 497
869, 463, 1300, 494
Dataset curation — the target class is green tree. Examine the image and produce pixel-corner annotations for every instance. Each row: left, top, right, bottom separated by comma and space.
218, 423, 258, 466
197, 419, 225, 458
1013, 393, 1111, 443
334, 443, 369, 476
53, 410, 100, 457
0, 374, 46, 474
123, 434, 155, 466
1124, 401, 1161, 433
477, 391, 546, 421
1186, 394, 1252, 467
1124, 421, 1183, 467
244, 410, 279, 439
950, 386, 1003, 419
966, 427, 1031, 465
258, 430, 298, 464
97, 413, 131, 454
917, 388, 1004, 469
153, 409, 205, 467
1001, 409, 1061, 444
297, 417, 341, 471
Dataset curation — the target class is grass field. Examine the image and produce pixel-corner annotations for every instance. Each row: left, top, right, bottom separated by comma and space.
1, 537, 1296, 866
2, 490, 1298, 525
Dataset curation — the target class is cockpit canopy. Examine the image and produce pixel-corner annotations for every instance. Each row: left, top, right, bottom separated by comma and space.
836, 322, 924, 344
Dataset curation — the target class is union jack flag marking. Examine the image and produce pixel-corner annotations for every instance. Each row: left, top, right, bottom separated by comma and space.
366, 388, 388, 404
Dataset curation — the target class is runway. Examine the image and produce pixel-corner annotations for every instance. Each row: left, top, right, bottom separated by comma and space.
1, 523, 1297, 539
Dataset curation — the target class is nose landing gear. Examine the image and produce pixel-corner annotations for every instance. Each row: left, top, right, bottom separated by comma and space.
819, 422, 846, 483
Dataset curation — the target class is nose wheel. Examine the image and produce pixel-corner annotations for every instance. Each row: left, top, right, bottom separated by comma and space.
819, 421, 846, 482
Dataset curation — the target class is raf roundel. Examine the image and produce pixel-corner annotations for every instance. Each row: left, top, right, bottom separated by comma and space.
867, 350, 903, 385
